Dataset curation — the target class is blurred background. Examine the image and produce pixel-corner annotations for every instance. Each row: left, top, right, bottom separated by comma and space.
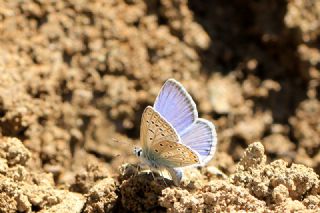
0, 0, 319, 185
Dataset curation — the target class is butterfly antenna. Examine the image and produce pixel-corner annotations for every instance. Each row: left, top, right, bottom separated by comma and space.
112, 138, 135, 150
111, 138, 129, 144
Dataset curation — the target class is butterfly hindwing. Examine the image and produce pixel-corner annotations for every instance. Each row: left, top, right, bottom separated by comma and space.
154, 79, 198, 135
181, 118, 217, 164
151, 141, 200, 167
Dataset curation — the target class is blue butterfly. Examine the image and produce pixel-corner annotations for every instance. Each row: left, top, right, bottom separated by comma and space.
134, 79, 217, 184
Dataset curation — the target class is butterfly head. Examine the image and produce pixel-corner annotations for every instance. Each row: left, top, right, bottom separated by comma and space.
134, 147, 143, 158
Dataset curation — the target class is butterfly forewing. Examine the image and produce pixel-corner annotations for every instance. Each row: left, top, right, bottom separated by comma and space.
154, 79, 198, 135
141, 106, 179, 149
140, 106, 200, 167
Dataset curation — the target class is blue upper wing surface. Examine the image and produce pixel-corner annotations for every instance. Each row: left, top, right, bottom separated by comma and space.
180, 118, 217, 164
154, 79, 198, 135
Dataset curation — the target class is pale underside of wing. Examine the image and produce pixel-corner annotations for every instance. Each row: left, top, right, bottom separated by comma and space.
154, 79, 198, 135
140, 106, 180, 151
181, 118, 217, 164
150, 140, 200, 167
140, 106, 200, 168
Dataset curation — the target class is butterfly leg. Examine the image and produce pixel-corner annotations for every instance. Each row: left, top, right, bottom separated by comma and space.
158, 170, 168, 187
133, 163, 146, 179
150, 170, 156, 180
134, 163, 141, 178
146, 166, 157, 181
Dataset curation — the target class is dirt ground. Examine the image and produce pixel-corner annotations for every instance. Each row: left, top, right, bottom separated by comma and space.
0, 0, 319, 212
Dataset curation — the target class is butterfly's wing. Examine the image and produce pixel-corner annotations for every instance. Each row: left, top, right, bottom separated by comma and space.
154, 79, 198, 135
140, 106, 180, 152
180, 118, 217, 164
151, 140, 200, 167
140, 106, 200, 167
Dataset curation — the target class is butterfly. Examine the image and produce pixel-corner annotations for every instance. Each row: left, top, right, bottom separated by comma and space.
134, 79, 217, 185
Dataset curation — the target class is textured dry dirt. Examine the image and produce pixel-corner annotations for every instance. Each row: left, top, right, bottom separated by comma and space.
0, 0, 319, 212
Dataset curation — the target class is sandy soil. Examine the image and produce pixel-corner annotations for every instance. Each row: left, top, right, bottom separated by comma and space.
0, 0, 319, 212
